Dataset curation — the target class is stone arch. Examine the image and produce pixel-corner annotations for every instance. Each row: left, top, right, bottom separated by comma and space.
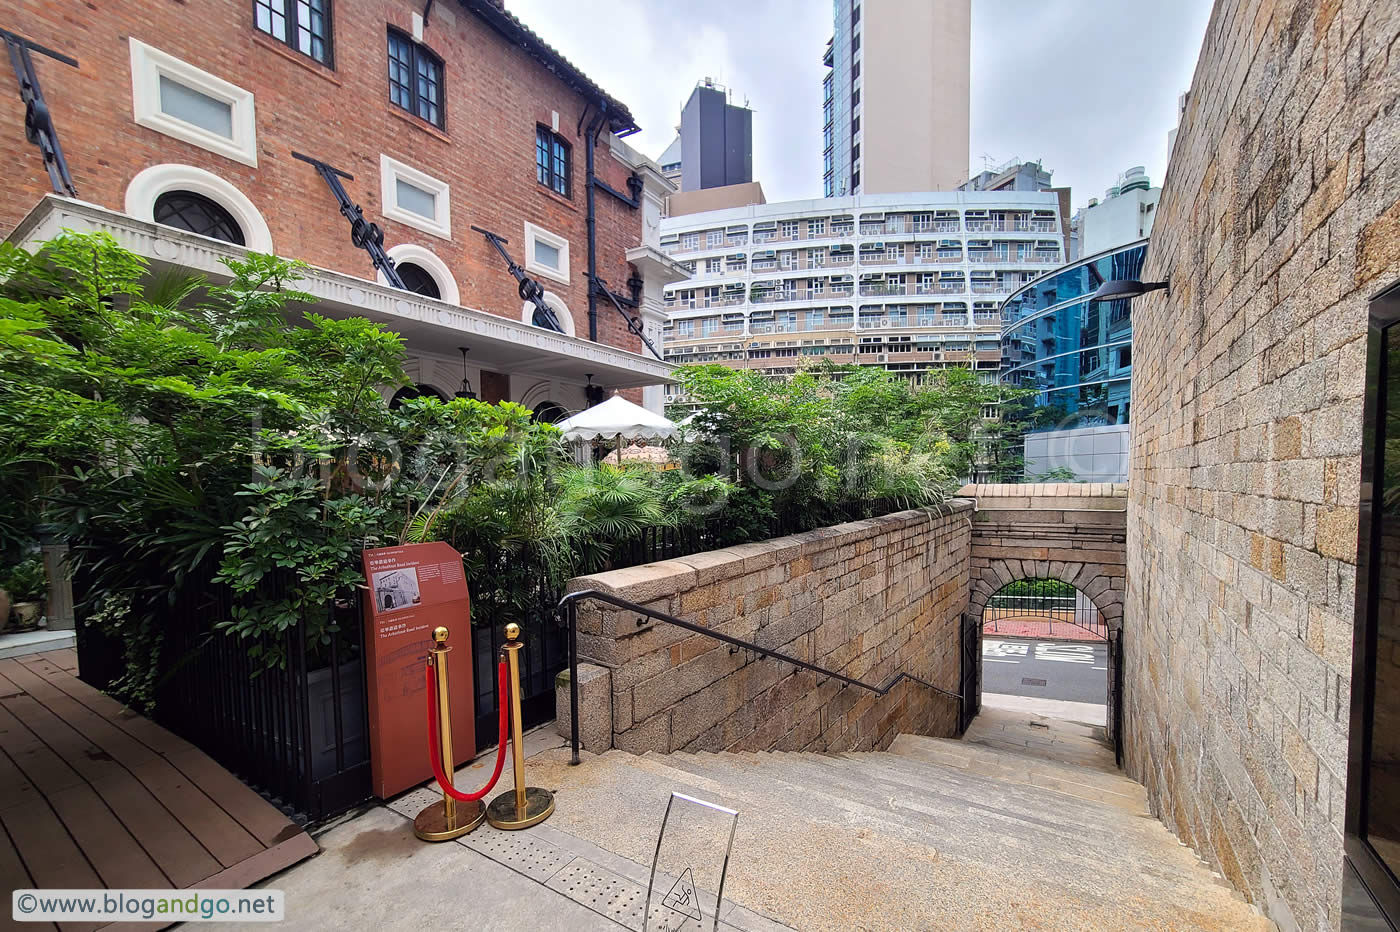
521, 290, 576, 336
379, 243, 461, 305
967, 558, 1123, 631
125, 163, 275, 252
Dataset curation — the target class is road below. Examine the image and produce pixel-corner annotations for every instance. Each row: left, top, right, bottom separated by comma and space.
982, 637, 1107, 705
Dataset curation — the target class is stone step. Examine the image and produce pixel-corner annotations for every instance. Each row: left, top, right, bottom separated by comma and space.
521, 737, 1271, 931
960, 706, 1122, 774
716, 743, 1246, 904
888, 733, 1147, 811
653, 748, 1235, 900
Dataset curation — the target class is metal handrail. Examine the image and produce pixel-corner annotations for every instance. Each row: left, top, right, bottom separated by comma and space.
558, 588, 963, 764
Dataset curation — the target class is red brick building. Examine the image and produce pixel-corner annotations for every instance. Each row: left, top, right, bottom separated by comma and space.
0, 0, 684, 412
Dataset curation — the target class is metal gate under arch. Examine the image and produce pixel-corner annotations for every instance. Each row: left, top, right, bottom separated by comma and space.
959, 612, 980, 733
982, 577, 1108, 640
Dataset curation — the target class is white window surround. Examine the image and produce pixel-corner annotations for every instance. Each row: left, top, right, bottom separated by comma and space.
125, 163, 274, 252
129, 39, 257, 167
379, 243, 460, 305
524, 221, 570, 285
379, 154, 451, 240
521, 290, 575, 336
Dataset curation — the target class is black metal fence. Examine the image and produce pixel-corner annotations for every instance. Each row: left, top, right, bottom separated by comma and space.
74, 496, 925, 822
983, 577, 1108, 638
76, 578, 370, 824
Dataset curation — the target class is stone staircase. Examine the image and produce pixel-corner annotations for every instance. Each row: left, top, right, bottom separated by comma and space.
522, 706, 1272, 931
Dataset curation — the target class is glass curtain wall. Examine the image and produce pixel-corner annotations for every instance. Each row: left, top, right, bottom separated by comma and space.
1000, 240, 1148, 429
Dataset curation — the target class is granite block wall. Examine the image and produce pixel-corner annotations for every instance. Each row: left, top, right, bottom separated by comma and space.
564, 503, 972, 756
1124, 0, 1400, 927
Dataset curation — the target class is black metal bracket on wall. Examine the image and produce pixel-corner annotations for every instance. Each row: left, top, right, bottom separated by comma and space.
471, 225, 565, 333
292, 151, 405, 290
591, 274, 663, 361
3, 28, 78, 196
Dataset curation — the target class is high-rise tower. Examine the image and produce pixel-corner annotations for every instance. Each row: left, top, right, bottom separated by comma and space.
823, 0, 971, 197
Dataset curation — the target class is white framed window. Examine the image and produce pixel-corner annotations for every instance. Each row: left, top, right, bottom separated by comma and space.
380, 155, 451, 239
524, 221, 570, 284
706, 230, 723, 248
129, 39, 258, 167
681, 232, 700, 250
780, 221, 799, 239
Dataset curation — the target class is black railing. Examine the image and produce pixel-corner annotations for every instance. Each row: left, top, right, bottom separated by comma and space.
558, 588, 963, 764
611, 497, 907, 567
1110, 628, 1125, 767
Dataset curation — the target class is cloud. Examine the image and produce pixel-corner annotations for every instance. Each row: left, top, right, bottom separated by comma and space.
502, 0, 1213, 208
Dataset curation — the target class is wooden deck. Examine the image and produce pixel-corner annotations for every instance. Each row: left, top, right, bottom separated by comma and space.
0, 649, 318, 931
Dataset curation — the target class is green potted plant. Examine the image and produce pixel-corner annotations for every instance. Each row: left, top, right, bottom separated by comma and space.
4, 558, 47, 630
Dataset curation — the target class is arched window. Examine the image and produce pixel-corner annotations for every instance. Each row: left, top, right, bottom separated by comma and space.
152, 190, 246, 245
380, 244, 460, 304
389, 384, 448, 409
532, 401, 567, 424
126, 164, 275, 252
395, 261, 441, 299
521, 290, 576, 336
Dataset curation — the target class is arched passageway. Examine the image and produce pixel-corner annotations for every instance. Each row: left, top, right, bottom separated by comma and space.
958, 483, 1129, 764
977, 578, 1111, 736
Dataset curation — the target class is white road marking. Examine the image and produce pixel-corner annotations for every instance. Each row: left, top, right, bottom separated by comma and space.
1092, 666, 1107, 670
1035, 643, 1096, 664
984, 658, 1019, 664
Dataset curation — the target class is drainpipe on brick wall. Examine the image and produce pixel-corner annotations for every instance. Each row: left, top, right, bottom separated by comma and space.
582, 100, 644, 345
583, 105, 604, 342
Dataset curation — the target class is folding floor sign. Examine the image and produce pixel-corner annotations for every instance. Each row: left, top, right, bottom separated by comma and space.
644, 792, 740, 932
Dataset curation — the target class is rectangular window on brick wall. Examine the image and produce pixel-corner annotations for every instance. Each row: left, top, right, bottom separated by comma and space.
387, 28, 443, 128
536, 126, 571, 198
129, 39, 258, 167
380, 154, 451, 238
524, 221, 570, 285
254, 0, 332, 66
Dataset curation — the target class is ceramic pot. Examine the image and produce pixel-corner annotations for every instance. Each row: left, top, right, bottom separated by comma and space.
12, 601, 41, 629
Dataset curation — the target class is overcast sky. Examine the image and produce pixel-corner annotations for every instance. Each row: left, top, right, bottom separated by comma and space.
505, 0, 1214, 209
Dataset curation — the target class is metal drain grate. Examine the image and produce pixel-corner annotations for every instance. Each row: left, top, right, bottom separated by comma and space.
462, 826, 571, 882
1021, 677, 1047, 686
547, 858, 677, 931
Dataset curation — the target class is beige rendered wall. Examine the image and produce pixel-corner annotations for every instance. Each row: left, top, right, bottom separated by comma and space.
861, 0, 970, 193
1124, 0, 1400, 928
665, 182, 767, 217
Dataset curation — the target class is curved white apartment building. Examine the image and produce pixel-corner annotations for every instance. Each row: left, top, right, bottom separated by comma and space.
658, 192, 1066, 381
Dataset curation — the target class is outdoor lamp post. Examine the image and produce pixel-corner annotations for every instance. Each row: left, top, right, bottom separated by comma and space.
1089, 279, 1170, 302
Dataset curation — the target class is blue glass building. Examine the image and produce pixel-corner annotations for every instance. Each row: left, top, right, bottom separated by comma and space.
1000, 239, 1148, 427
997, 239, 1148, 481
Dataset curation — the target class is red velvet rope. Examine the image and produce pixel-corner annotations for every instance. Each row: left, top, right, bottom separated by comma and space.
424, 657, 509, 803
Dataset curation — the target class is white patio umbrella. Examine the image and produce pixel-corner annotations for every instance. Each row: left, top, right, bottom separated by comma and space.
556, 395, 678, 461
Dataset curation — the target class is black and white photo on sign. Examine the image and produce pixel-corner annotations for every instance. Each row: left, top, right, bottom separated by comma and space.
372, 567, 421, 612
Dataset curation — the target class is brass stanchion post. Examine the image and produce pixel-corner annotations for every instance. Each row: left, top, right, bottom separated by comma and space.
414, 626, 485, 841
487, 623, 555, 830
